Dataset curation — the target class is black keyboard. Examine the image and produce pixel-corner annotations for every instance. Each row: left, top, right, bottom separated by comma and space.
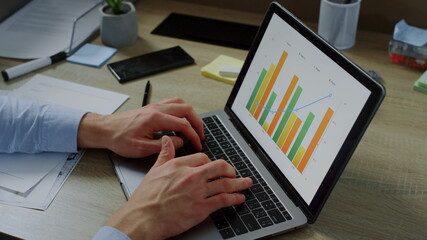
200, 116, 293, 239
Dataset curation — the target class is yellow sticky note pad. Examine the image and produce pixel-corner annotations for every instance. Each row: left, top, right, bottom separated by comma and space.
201, 55, 244, 85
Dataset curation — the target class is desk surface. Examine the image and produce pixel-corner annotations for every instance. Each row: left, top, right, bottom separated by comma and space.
0, 0, 426, 239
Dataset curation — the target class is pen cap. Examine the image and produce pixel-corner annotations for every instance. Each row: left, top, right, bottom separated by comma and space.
2, 70, 9, 81
51, 52, 67, 63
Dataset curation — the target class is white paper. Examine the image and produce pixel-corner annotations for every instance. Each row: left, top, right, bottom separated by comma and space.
0, 155, 66, 202
0, 152, 66, 193
0, 151, 84, 210
10, 74, 129, 115
0, 0, 101, 59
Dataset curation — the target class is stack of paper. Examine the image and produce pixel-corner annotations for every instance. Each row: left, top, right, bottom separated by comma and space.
0, 151, 84, 210
0, 74, 128, 210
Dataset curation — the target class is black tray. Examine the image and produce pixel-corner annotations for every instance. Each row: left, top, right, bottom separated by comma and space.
151, 13, 259, 50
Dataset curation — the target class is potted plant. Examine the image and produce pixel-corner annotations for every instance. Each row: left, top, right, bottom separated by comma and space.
100, 0, 138, 48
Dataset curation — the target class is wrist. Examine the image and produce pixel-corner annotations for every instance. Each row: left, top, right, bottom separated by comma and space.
77, 113, 111, 149
105, 203, 159, 240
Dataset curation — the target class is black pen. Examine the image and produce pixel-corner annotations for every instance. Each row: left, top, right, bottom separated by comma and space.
2, 52, 67, 81
142, 80, 151, 106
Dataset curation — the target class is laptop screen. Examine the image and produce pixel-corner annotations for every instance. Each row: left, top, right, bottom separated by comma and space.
230, 12, 371, 206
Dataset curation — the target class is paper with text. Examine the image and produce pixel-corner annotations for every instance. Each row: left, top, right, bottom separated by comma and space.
0, 152, 66, 193
0, 0, 100, 59
9, 74, 129, 115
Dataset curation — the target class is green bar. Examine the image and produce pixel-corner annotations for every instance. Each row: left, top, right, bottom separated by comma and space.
288, 112, 315, 160
272, 86, 303, 142
258, 91, 277, 126
246, 69, 267, 110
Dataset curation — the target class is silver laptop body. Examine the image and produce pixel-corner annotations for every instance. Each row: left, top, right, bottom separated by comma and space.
110, 2, 385, 239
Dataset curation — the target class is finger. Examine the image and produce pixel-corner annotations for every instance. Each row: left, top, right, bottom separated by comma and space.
136, 136, 184, 157
164, 104, 204, 142
151, 101, 205, 142
199, 160, 237, 180
153, 136, 176, 167
206, 177, 253, 197
169, 136, 185, 149
173, 152, 211, 167
151, 113, 203, 151
204, 193, 246, 213
158, 97, 185, 104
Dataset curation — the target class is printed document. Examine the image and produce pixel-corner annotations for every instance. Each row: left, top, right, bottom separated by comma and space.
10, 74, 129, 115
0, 0, 101, 59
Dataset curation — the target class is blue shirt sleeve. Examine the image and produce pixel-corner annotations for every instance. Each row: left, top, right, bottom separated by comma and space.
0, 97, 128, 238
0, 96, 87, 153
92, 226, 131, 240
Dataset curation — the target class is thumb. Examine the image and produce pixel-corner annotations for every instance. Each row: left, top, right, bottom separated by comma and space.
154, 136, 175, 167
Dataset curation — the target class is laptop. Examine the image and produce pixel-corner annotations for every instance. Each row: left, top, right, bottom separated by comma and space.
109, 2, 385, 239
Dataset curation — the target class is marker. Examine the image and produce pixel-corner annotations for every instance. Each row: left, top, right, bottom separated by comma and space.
2, 51, 67, 81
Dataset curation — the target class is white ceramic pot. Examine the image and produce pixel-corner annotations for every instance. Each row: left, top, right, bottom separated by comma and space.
100, 2, 138, 48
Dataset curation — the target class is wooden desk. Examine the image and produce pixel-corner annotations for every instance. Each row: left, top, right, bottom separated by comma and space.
1, 1, 426, 239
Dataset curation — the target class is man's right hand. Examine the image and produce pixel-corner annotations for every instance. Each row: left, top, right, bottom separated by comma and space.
105, 136, 253, 240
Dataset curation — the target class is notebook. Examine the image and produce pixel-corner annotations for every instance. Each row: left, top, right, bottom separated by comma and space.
109, 2, 385, 239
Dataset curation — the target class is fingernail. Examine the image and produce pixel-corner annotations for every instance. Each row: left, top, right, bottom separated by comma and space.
240, 193, 246, 202
162, 136, 169, 146
246, 177, 253, 186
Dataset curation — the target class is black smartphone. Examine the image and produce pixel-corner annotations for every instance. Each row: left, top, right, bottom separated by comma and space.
107, 46, 195, 83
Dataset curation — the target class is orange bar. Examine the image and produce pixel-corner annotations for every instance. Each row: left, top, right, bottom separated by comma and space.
281, 117, 302, 154
254, 51, 288, 119
298, 108, 334, 173
267, 75, 299, 135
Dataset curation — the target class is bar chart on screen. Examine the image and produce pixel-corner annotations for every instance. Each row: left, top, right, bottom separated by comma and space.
245, 49, 338, 174
232, 14, 370, 202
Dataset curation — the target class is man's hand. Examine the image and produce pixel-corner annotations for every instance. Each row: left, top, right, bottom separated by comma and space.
77, 97, 204, 158
104, 136, 253, 240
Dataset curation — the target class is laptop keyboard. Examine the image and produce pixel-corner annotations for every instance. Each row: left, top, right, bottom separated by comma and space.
199, 115, 293, 239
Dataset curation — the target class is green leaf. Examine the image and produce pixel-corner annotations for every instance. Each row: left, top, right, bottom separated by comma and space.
105, 0, 122, 14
